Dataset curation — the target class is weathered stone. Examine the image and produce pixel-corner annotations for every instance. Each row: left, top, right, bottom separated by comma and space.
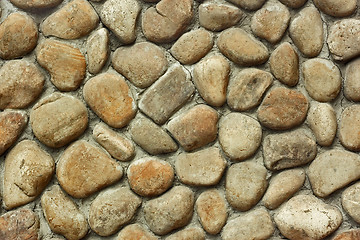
308, 150, 360, 197
166, 227, 205, 240
89, 187, 142, 236
275, 195, 342, 240
257, 87, 309, 130
4, 140, 54, 209
30, 93, 88, 148
226, 162, 267, 211
0, 12, 38, 60
10, 0, 62, 9
342, 182, 360, 224
144, 186, 194, 235
345, 58, 360, 101
167, 105, 218, 151
86, 28, 109, 74
227, 68, 273, 111
139, 65, 194, 124
217, 28, 269, 66
57, 140, 123, 198
41, 0, 99, 39
263, 129, 317, 171
222, 208, 274, 240
262, 169, 305, 210
333, 230, 360, 240
36, 39, 86, 91
219, 113, 262, 161
100, 0, 141, 44
226, 0, 266, 10
116, 224, 158, 240
340, 105, 360, 151
83, 72, 137, 128
313, 0, 357, 17
289, 7, 323, 57
127, 157, 174, 197
196, 189, 227, 235
112, 42, 168, 88
130, 117, 178, 155
41, 185, 88, 240
279, 0, 307, 8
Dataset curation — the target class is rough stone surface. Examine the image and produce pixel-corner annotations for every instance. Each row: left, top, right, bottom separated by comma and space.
333, 230, 360, 240
86, 28, 109, 74
226, 0, 266, 10
339, 105, 360, 151
313, 0, 357, 17
342, 182, 360, 224
166, 227, 205, 240
10, 0, 62, 9
278, 0, 307, 8
345, 58, 360, 101
116, 224, 158, 240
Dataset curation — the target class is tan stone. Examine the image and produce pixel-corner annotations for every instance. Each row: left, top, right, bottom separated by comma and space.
313, 0, 357, 17
86, 28, 109, 74
333, 230, 360, 240
10, 0, 62, 9
342, 182, 360, 224
279, 0, 307, 8
226, 0, 266, 10
345, 58, 360, 101
116, 224, 158, 240
339, 105, 360, 151
166, 227, 205, 240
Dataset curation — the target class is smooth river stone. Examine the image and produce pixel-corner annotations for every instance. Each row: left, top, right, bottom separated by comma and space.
345, 58, 360, 101
166, 227, 205, 240
339, 105, 360, 151
333, 230, 360, 240
342, 182, 360, 224
313, 0, 357, 17
86, 28, 109, 74
279, 0, 307, 8
10, 0, 62, 9
226, 0, 266, 10
116, 224, 158, 240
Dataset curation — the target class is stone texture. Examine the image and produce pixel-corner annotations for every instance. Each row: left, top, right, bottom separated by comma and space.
219, 113, 262, 161
275, 195, 342, 240
226, 0, 266, 10
222, 208, 274, 240
175, 147, 226, 186
217, 28, 269, 66
116, 224, 158, 240
86, 28, 109, 74
57, 140, 123, 198
279, 0, 307, 8
345, 58, 360, 101
342, 182, 360, 224
227, 68, 273, 111
199, 3, 243, 32
83, 72, 137, 128
139, 65, 194, 125
225, 162, 267, 211
0, 12, 38, 60
127, 157, 174, 197
144, 186, 194, 235
257, 87, 309, 130
333, 230, 360, 240
308, 149, 360, 197
4, 140, 54, 210
130, 117, 178, 155
289, 7, 323, 57
36, 39, 86, 91
269, 42, 299, 87
166, 227, 205, 240
339, 105, 360, 151
112, 42, 168, 88
41, 186, 88, 240
262, 169, 305, 210
30, 93, 88, 148
167, 104, 218, 151
10, 0, 62, 9
100, 0, 141, 44
313, 0, 357, 17
195, 189, 227, 235
263, 129, 317, 171
89, 187, 142, 236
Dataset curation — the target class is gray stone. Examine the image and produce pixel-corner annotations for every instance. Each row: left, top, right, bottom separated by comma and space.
339, 105, 360, 151
342, 182, 360, 224
345, 58, 360, 101
86, 28, 109, 74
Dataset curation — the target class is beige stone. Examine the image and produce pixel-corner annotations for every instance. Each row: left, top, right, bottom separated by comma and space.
166, 227, 205, 240
342, 182, 360, 224
279, 0, 307, 8
86, 28, 109, 74
116, 224, 158, 240
333, 230, 360, 240
339, 105, 360, 151
345, 58, 360, 101
226, 0, 266, 10
10, 0, 62, 9
313, 0, 357, 17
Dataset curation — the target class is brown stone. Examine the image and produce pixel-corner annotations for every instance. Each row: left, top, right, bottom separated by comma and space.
166, 227, 205, 240
116, 224, 158, 240
333, 230, 360, 240
279, 0, 307, 8
342, 183, 360, 224
226, 0, 266, 10
339, 105, 360, 151
10, 0, 62, 9
313, 0, 357, 17
345, 58, 360, 101
86, 28, 109, 74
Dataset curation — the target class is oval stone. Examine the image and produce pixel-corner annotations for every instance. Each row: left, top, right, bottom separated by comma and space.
226, 0, 266, 10
10, 0, 62, 9
166, 227, 205, 240
116, 224, 158, 240
339, 105, 360, 151
342, 182, 360, 224
279, 0, 307, 8
86, 28, 109, 74
345, 58, 360, 101
313, 0, 357, 17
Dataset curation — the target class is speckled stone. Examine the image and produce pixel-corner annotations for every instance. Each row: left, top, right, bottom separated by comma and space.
339, 105, 360, 151
345, 58, 360, 101
226, 0, 266, 10
342, 182, 360, 224
333, 230, 360, 240
279, 0, 307, 8
10, 0, 62, 9
86, 28, 109, 74
313, 0, 357, 17
166, 227, 205, 240
116, 224, 158, 240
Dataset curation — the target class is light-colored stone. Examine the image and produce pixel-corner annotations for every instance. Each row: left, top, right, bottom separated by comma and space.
342, 182, 360, 224
166, 227, 205, 240
333, 230, 360, 240
339, 105, 360, 151
313, 0, 357, 17
279, 0, 307, 8
86, 28, 109, 74
10, 0, 62, 9
345, 58, 360, 101
226, 0, 266, 10
116, 224, 158, 240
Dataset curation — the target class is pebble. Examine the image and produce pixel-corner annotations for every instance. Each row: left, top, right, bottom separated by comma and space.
130, 117, 178, 155
302, 58, 341, 102
193, 55, 229, 107
308, 149, 360, 197
83, 72, 137, 128
251, 0, 290, 44
0, 110, 27, 156
263, 129, 317, 171
313, 0, 357, 17
175, 147, 226, 186
57, 140, 123, 198
333, 230, 360, 240
226, 0, 266, 10
225, 162, 268, 211
93, 122, 135, 162
278, 0, 307, 8
127, 157, 174, 197
3, 140, 54, 210
307, 103, 337, 146
269, 42, 299, 87
166, 227, 205, 240
100, 0, 141, 44
170, 29, 213, 65
328, 19, 360, 61
0, 60, 44, 109
339, 105, 360, 151
144, 186, 195, 235
257, 87, 309, 130
86, 28, 109, 74
167, 104, 218, 151
342, 182, 360, 224
139, 65, 195, 125
116, 224, 158, 240
222, 208, 274, 240
262, 169, 305, 209
0, 12, 38, 60
219, 113, 262, 161
41, 0, 99, 39
10, 0, 62, 9
112, 42, 168, 88
195, 189, 227, 235
275, 195, 342, 240
289, 7, 323, 57
345, 58, 360, 101
36, 39, 86, 91
217, 28, 269, 66
142, 0, 193, 43
41, 185, 88, 240
199, 3, 243, 32
227, 68, 273, 111
89, 187, 142, 236
30, 93, 88, 148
